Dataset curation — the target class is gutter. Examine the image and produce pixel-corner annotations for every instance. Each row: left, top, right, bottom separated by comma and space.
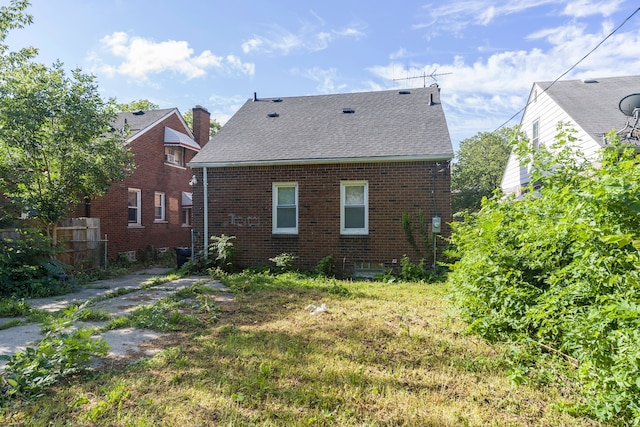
203, 167, 208, 259
188, 154, 453, 169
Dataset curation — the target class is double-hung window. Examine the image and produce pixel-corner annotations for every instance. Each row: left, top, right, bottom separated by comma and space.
154, 192, 166, 221
341, 181, 368, 235
272, 183, 298, 234
532, 120, 539, 151
128, 188, 141, 226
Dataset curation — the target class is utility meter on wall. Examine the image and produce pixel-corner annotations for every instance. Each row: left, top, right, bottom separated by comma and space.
432, 216, 441, 234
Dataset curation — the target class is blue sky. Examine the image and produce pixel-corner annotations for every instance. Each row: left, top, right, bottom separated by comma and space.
6, 0, 640, 152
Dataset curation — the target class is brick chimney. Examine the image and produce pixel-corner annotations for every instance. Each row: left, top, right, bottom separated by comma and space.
192, 105, 211, 148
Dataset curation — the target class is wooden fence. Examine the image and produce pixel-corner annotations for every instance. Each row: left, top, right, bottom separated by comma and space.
53, 218, 107, 270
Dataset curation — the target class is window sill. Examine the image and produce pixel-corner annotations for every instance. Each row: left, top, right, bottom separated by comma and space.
154, 220, 168, 224
164, 162, 186, 170
181, 224, 192, 228
272, 233, 298, 239
340, 233, 369, 238
128, 224, 145, 229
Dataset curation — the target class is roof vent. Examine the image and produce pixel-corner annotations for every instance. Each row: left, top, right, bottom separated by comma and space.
132, 110, 145, 115
272, 98, 282, 103
267, 112, 279, 118
582, 78, 598, 84
342, 108, 355, 114
398, 90, 411, 95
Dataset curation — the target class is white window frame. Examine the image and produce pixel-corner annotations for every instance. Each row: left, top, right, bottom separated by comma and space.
532, 119, 539, 151
128, 188, 142, 226
340, 180, 368, 235
154, 192, 166, 222
164, 146, 185, 167
182, 206, 192, 227
272, 182, 298, 235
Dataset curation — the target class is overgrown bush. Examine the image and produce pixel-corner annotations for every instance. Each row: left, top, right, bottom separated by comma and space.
181, 234, 236, 274
269, 252, 298, 273
0, 229, 72, 298
313, 255, 337, 277
448, 126, 640, 423
0, 304, 108, 402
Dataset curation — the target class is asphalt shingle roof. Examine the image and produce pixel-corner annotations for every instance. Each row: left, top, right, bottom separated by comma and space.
190, 87, 453, 167
536, 75, 640, 145
113, 108, 180, 141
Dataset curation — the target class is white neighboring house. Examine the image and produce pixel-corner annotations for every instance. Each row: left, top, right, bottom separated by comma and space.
501, 75, 640, 195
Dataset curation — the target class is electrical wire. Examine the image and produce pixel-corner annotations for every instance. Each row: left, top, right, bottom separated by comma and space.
493, 6, 640, 133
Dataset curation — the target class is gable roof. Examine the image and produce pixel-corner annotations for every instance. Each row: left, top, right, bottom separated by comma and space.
189, 87, 453, 167
114, 108, 197, 145
534, 75, 640, 145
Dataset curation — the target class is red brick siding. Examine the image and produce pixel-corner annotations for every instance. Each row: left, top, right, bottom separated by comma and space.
192, 161, 451, 275
78, 113, 195, 259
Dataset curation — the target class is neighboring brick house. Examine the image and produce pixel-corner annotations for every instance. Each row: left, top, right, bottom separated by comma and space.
502, 75, 640, 195
78, 106, 211, 261
188, 87, 453, 276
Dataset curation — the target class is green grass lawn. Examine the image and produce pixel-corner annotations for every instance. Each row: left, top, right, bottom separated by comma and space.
1, 272, 594, 426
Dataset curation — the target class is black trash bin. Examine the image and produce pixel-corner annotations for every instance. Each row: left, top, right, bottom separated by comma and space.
175, 246, 192, 268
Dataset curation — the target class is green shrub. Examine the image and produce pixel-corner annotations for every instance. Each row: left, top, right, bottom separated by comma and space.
0, 304, 109, 402
269, 252, 297, 272
0, 229, 72, 298
181, 234, 236, 274
448, 126, 640, 422
313, 255, 337, 277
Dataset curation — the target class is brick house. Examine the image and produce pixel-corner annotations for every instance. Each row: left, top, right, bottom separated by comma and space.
189, 87, 453, 276
79, 106, 211, 261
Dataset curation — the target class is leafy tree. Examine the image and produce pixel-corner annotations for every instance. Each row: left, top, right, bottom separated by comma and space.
182, 109, 221, 137
0, 2, 133, 238
451, 127, 514, 213
116, 99, 159, 112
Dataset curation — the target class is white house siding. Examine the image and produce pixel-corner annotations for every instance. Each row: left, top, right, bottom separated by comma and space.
501, 84, 602, 195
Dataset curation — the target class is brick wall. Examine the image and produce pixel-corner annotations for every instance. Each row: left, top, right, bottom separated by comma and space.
81, 112, 196, 260
192, 161, 451, 276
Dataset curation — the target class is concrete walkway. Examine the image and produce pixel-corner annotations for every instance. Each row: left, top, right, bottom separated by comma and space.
0, 268, 232, 370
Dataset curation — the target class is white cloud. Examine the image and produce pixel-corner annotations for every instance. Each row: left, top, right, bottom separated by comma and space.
562, 0, 624, 18
292, 66, 347, 94
97, 32, 254, 81
205, 94, 248, 126
372, 10, 640, 149
241, 24, 363, 55
416, 0, 622, 36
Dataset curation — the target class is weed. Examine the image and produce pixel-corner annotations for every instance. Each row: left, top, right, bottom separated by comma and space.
0, 298, 31, 317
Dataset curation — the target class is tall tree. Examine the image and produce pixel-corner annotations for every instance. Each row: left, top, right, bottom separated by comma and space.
116, 99, 159, 112
182, 109, 221, 137
0, 1, 133, 237
451, 127, 515, 213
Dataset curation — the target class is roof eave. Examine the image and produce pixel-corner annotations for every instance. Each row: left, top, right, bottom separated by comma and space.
188, 154, 453, 169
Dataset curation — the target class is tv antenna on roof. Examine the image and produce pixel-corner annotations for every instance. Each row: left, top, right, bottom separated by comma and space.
393, 69, 452, 87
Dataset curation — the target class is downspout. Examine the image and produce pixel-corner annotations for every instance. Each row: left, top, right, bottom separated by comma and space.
203, 167, 209, 259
